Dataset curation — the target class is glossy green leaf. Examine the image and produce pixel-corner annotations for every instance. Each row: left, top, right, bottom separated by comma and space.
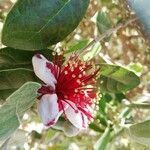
0, 69, 37, 90
129, 0, 150, 37
129, 120, 150, 145
97, 11, 112, 34
0, 89, 17, 101
94, 127, 111, 150
65, 39, 89, 54
99, 64, 140, 93
0, 82, 40, 140
2, 0, 89, 50
115, 93, 126, 103
0, 68, 38, 99
0, 47, 53, 70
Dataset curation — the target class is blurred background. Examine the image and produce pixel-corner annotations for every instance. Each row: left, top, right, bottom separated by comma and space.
0, 0, 150, 149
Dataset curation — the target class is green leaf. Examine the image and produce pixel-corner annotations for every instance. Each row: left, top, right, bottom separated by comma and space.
0, 69, 37, 90
0, 138, 10, 150
0, 47, 53, 70
128, 63, 143, 73
115, 93, 126, 103
2, 0, 90, 50
97, 11, 112, 34
83, 42, 101, 61
4, 130, 27, 148
0, 82, 40, 140
65, 39, 89, 54
31, 130, 42, 140
129, 0, 150, 37
99, 64, 140, 93
128, 120, 150, 146
0, 130, 27, 150
0, 68, 38, 99
89, 123, 104, 133
99, 94, 107, 116
0, 89, 17, 102
119, 107, 131, 119
94, 127, 111, 150
101, 0, 113, 9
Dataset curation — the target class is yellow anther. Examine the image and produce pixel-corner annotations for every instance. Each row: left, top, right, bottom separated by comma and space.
75, 89, 78, 93
72, 74, 76, 78
77, 79, 81, 84
64, 71, 68, 75
78, 74, 82, 78
79, 66, 83, 70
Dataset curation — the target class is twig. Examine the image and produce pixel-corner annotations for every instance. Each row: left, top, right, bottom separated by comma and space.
81, 17, 137, 52
128, 102, 150, 109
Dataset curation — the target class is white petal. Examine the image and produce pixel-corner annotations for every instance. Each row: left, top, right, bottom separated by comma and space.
64, 100, 88, 129
38, 94, 62, 126
32, 54, 57, 88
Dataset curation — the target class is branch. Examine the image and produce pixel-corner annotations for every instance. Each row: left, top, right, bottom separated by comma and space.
82, 17, 137, 51
128, 102, 150, 109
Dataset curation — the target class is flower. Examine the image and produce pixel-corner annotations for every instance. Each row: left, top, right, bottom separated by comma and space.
32, 53, 99, 131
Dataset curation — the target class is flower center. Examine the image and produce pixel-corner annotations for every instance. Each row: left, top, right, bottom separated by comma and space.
38, 54, 99, 110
